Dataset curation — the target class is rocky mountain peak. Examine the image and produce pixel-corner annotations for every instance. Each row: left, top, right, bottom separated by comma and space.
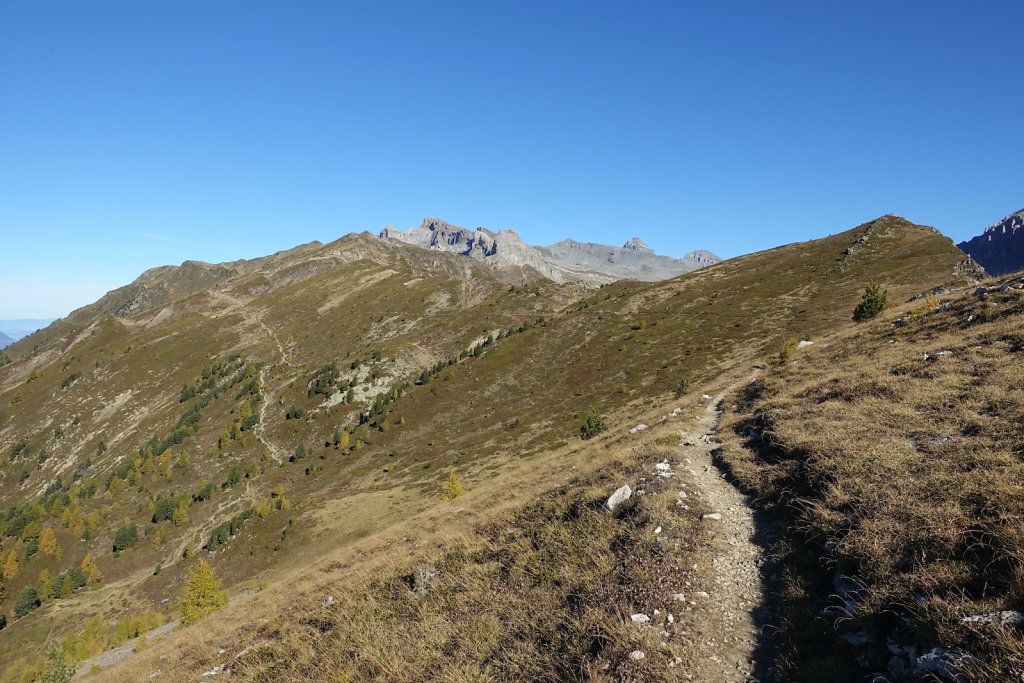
957, 209, 1024, 276
380, 218, 720, 284
623, 237, 653, 252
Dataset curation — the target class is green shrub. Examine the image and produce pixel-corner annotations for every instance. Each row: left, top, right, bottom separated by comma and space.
673, 378, 690, 398
579, 412, 608, 440
113, 522, 138, 552
14, 587, 40, 617
853, 283, 888, 322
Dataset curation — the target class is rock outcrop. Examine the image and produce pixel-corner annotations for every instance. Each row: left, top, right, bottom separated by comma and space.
957, 209, 1024, 276
538, 238, 719, 282
380, 218, 720, 284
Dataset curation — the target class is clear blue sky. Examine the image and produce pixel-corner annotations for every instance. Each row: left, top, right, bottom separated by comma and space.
2, 1, 1021, 318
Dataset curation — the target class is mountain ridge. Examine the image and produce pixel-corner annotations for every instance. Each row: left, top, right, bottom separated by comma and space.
957, 208, 1024, 276
379, 217, 721, 283
0, 214, 989, 680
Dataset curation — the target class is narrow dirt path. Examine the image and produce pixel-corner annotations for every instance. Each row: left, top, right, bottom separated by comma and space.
73, 592, 252, 679
208, 288, 291, 464
677, 375, 775, 682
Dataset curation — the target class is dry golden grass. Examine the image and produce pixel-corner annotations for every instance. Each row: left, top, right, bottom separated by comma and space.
718, 278, 1024, 680
86, 399, 725, 682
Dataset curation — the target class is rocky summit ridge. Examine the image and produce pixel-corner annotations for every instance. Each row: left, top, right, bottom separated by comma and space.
379, 217, 720, 283
957, 208, 1024, 276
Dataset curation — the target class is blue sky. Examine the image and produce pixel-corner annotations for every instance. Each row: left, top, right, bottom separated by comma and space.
1, 1, 1021, 318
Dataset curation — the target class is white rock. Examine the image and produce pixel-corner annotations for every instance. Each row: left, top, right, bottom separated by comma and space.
695, 591, 710, 599
631, 613, 651, 623
667, 613, 674, 624
672, 593, 686, 601
654, 526, 662, 534
655, 462, 672, 472
605, 485, 632, 511
629, 650, 646, 661
701, 394, 711, 400
962, 610, 1024, 626
702, 513, 722, 521
629, 423, 649, 434
797, 340, 814, 348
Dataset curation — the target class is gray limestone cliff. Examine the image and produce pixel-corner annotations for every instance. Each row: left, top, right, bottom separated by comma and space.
380, 218, 720, 283
958, 209, 1024, 276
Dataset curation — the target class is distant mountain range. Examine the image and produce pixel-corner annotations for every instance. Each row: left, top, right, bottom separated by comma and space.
957, 209, 1024, 276
379, 218, 720, 283
0, 319, 57, 346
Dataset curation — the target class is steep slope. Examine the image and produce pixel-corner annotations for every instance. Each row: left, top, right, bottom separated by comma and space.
380, 217, 721, 283
957, 208, 1024, 276
716, 274, 1024, 681
0, 332, 12, 349
0, 215, 981, 679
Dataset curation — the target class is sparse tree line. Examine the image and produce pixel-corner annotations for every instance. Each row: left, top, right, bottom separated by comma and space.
3, 556, 228, 680
0, 354, 276, 628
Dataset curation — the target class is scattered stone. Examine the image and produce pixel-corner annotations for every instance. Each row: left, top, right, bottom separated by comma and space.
797, 340, 814, 348
702, 513, 722, 521
893, 318, 910, 327
654, 526, 662, 534
667, 613, 674, 624
605, 484, 632, 511
972, 286, 990, 297
323, 595, 335, 606
655, 462, 672, 472
999, 284, 1011, 292
629, 650, 646, 661
916, 647, 971, 681
701, 394, 711, 400
629, 423, 649, 434
961, 610, 1024, 626
938, 303, 950, 313
695, 591, 709, 599
631, 613, 651, 623
671, 407, 682, 416
672, 593, 686, 602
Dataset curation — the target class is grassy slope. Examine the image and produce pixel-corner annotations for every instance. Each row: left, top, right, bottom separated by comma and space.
717, 274, 1024, 680
0, 216, 977, 678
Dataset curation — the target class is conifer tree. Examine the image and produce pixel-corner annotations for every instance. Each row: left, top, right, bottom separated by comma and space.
180, 559, 227, 625
172, 502, 190, 527
39, 527, 57, 556
441, 468, 465, 501
38, 569, 54, 601
3, 549, 19, 580
852, 283, 888, 322
80, 554, 102, 583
